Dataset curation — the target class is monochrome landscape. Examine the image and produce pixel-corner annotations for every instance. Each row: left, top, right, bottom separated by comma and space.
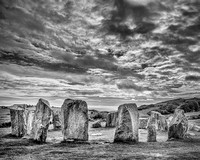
0, 0, 200, 159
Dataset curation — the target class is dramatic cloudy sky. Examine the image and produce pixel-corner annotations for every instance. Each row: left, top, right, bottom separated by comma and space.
0, 0, 200, 110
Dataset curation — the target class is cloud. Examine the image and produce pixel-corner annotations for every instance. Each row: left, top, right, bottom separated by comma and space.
0, 0, 200, 108
117, 80, 152, 91
0, 2, 45, 33
101, 0, 170, 37
185, 75, 200, 81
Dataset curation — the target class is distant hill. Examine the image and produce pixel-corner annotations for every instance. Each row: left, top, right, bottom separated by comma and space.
138, 97, 200, 116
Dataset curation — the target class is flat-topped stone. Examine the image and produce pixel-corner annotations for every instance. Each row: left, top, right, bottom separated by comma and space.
114, 103, 139, 143
10, 104, 27, 137
61, 99, 88, 141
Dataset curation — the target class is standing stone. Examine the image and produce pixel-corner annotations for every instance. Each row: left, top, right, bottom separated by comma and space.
150, 111, 168, 131
106, 112, 118, 127
10, 104, 27, 137
61, 99, 88, 141
147, 112, 157, 142
114, 103, 139, 143
53, 110, 61, 130
31, 99, 52, 143
168, 109, 188, 140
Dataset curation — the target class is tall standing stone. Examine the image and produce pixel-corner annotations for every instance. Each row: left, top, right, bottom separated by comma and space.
114, 103, 139, 143
168, 109, 188, 140
147, 112, 157, 142
10, 104, 27, 137
31, 99, 52, 143
61, 99, 88, 141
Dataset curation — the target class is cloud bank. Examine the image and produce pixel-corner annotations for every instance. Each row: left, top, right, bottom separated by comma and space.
0, 0, 200, 109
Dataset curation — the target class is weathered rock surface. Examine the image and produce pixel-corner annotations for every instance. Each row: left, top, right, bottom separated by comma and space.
168, 109, 188, 140
147, 112, 157, 142
53, 110, 61, 130
61, 99, 88, 141
114, 103, 139, 143
106, 112, 118, 127
139, 118, 148, 129
10, 104, 27, 137
24, 110, 35, 136
151, 111, 168, 131
31, 99, 52, 142
142, 111, 168, 132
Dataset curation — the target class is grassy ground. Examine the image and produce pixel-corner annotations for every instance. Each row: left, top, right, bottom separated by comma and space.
1, 108, 200, 159
1, 134, 200, 160
1, 126, 200, 160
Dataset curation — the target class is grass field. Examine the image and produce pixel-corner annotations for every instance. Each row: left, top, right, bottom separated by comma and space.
1, 108, 200, 159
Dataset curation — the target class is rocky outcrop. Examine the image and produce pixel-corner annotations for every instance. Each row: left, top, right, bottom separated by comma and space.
114, 103, 139, 143
10, 104, 27, 137
52, 110, 61, 130
147, 112, 157, 142
31, 99, 52, 143
61, 99, 88, 141
106, 112, 118, 127
139, 118, 148, 129
168, 109, 188, 140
